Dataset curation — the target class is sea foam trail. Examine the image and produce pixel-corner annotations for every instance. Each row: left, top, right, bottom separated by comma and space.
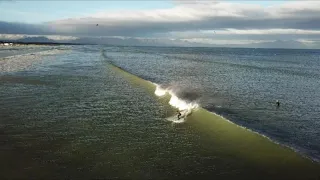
153, 83, 199, 122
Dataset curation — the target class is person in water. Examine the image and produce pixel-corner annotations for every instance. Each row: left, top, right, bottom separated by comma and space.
177, 110, 182, 120
276, 100, 280, 107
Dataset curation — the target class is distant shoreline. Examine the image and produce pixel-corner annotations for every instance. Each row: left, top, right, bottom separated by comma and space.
0, 40, 83, 46
0, 40, 319, 50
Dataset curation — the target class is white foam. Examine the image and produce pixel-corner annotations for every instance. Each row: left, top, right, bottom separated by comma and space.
154, 85, 167, 96
153, 83, 199, 112
166, 116, 185, 124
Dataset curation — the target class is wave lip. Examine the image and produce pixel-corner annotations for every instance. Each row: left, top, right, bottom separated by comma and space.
153, 83, 199, 115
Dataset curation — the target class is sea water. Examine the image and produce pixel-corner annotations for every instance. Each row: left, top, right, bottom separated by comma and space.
0, 45, 319, 179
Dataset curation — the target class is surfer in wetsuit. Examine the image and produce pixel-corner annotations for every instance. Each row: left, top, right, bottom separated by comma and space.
177, 110, 182, 120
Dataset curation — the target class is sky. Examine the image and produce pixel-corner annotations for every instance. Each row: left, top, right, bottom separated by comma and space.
0, 1, 175, 23
0, 1, 284, 23
1, 0, 320, 48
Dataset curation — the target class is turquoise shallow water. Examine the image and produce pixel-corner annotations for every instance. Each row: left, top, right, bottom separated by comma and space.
0, 45, 319, 179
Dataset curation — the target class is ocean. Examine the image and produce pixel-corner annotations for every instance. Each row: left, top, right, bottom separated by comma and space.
0, 45, 319, 179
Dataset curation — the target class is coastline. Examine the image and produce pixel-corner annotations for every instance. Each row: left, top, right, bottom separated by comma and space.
0, 40, 82, 47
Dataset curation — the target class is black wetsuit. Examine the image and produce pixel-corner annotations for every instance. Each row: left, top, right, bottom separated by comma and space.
177, 111, 182, 119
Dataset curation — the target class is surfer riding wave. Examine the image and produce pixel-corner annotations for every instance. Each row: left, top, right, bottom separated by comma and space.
153, 83, 199, 122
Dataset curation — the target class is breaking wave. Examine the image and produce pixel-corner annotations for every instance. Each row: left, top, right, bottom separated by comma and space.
153, 83, 199, 122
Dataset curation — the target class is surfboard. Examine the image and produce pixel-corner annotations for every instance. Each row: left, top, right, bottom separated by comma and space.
166, 115, 185, 123
165, 109, 191, 123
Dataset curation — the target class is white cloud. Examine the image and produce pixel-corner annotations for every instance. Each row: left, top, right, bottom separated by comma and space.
269, 1, 320, 18
1, 1, 320, 47
46, 35, 78, 41
173, 0, 218, 5
203, 29, 320, 35
160, 29, 320, 40
296, 39, 320, 44
50, 1, 320, 25
50, 2, 254, 25
43, 1, 320, 36
181, 38, 273, 45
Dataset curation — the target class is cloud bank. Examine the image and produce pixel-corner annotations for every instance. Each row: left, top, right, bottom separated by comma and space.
1, 1, 320, 47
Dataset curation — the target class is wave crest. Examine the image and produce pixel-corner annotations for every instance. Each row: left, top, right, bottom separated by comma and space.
153, 83, 199, 112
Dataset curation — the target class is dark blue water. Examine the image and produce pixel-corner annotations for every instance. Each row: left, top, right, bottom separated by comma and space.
104, 46, 320, 161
